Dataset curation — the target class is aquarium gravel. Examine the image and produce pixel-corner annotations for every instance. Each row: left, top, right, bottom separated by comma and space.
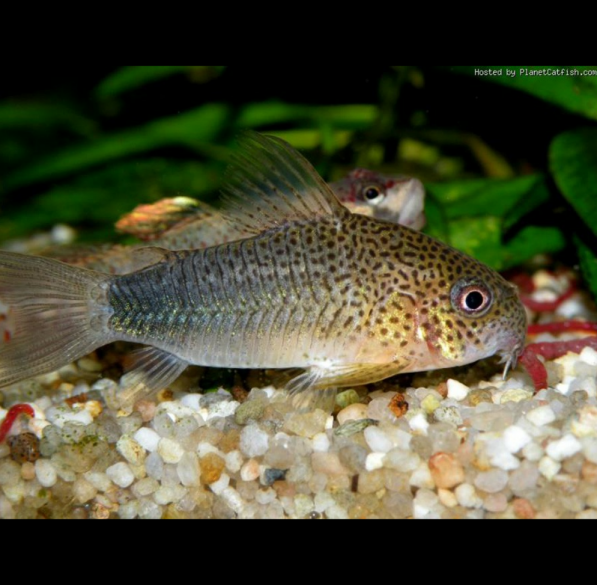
1, 264, 597, 519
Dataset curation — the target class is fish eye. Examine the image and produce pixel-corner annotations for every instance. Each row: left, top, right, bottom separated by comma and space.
451, 279, 493, 317
362, 185, 385, 205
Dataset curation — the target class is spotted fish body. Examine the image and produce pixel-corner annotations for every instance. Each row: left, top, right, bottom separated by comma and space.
0, 132, 526, 403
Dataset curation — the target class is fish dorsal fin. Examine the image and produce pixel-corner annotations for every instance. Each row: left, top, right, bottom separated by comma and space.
221, 131, 346, 234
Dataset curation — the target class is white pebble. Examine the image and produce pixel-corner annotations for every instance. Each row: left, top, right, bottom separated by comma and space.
522, 442, 544, 461
158, 437, 184, 464
314, 491, 336, 513
106, 462, 135, 488
474, 469, 508, 493
255, 487, 276, 505
365, 452, 386, 471
225, 450, 244, 473
526, 405, 556, 427
179, 393, 202, 411
447, 378, 470, 401
364, 426, 393, 453
490, 451, 520, 471
455, 483, 483, 508
582, 438, 597, 464
45, 406, 93, 428
196, 441, 224, 458
209, 472, 230, 495
35, 459, 57, 488
240, 459, 261, 482
408, 412, 429, 435
325, 505, 349, 519
83, 471, 112, 492
545, 434, 581, 461
240, 425, 269, 457
154, 485, 186, 505
413, 488, 440, 519
177, 452, 200, 487
410, 462, 435, 489
203, 399, 239, 422
503, 425, 532, 453
538, 456, 561, 480
133, 477, 159, 497
312, 432, 330, 452
133, 427, 161, 452
580, 346, 597, 366
220, 487, 245, 514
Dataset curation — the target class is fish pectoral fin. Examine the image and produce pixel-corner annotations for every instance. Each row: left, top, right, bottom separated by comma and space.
285, 360, 409, 412
118, 346, 188, 411
220, 131, 347, 235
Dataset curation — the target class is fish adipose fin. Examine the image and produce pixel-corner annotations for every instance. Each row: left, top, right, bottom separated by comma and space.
286, 360, 409, 412
118, 346, 189, 408
221, 131, 347, 234
0, 252, 114, 387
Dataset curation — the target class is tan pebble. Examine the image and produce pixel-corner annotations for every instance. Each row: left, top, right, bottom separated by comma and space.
240, 459, 260, 482
438, 488, 458, 508
134, 400, 157, 422
484, 493, 508, 513
436, 382, 448, 399
311, 452, 349, 476
200, 452, 226, 484
326, 474, 351, 493
84, 400, 103, 418
219, 429, 241, 453
20, 461, 36, 481
467, 389, 493, 406
428, 452, 465, 489
273, 480, 296, 498
58, 383, 75, 393
77, 357, 103, 373
582, 460, 597, 484
357, 469, 385, 494
513, 497, 535, 519
336, 403, 368, 425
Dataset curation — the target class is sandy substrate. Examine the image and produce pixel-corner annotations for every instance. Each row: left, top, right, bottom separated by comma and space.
0, 240, 596, 518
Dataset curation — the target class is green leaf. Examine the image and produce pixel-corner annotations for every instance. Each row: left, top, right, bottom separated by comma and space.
449, 66, 597, 120
448, 216, 504, 268
3, 104, 230, 190
426, 175, 548, 227
0, 102, 95, 135
443, 219, 565, 271
550, 128, 597, 239
575, 236, 597, 301
236, 102, 378, 130
0, 158, 223, 242
95, 66, 226, 99
502, 227, 566, 269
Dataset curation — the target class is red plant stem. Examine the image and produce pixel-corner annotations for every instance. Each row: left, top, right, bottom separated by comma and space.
0, 404, 35, 442
527, 320, 597, 335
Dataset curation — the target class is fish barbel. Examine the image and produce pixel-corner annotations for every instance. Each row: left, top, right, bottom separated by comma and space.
0, 132, 526, 405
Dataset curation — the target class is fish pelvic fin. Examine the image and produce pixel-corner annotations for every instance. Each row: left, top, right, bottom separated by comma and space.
286, 360, 409, 412
221, 131, 347, 235
0, 252, 114, 388
118, 346, 189, 412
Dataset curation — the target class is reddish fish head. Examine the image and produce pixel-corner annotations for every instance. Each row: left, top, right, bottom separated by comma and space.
331, 169, 426, 230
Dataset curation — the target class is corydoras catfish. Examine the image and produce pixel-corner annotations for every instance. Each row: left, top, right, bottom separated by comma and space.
0, 132, 526, 408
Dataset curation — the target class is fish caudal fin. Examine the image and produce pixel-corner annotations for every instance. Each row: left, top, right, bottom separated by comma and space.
0, 252, 114, 387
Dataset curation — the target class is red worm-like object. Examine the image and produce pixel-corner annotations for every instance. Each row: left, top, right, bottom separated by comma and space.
520, 337, 597, 391
0, 404, 35, 442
